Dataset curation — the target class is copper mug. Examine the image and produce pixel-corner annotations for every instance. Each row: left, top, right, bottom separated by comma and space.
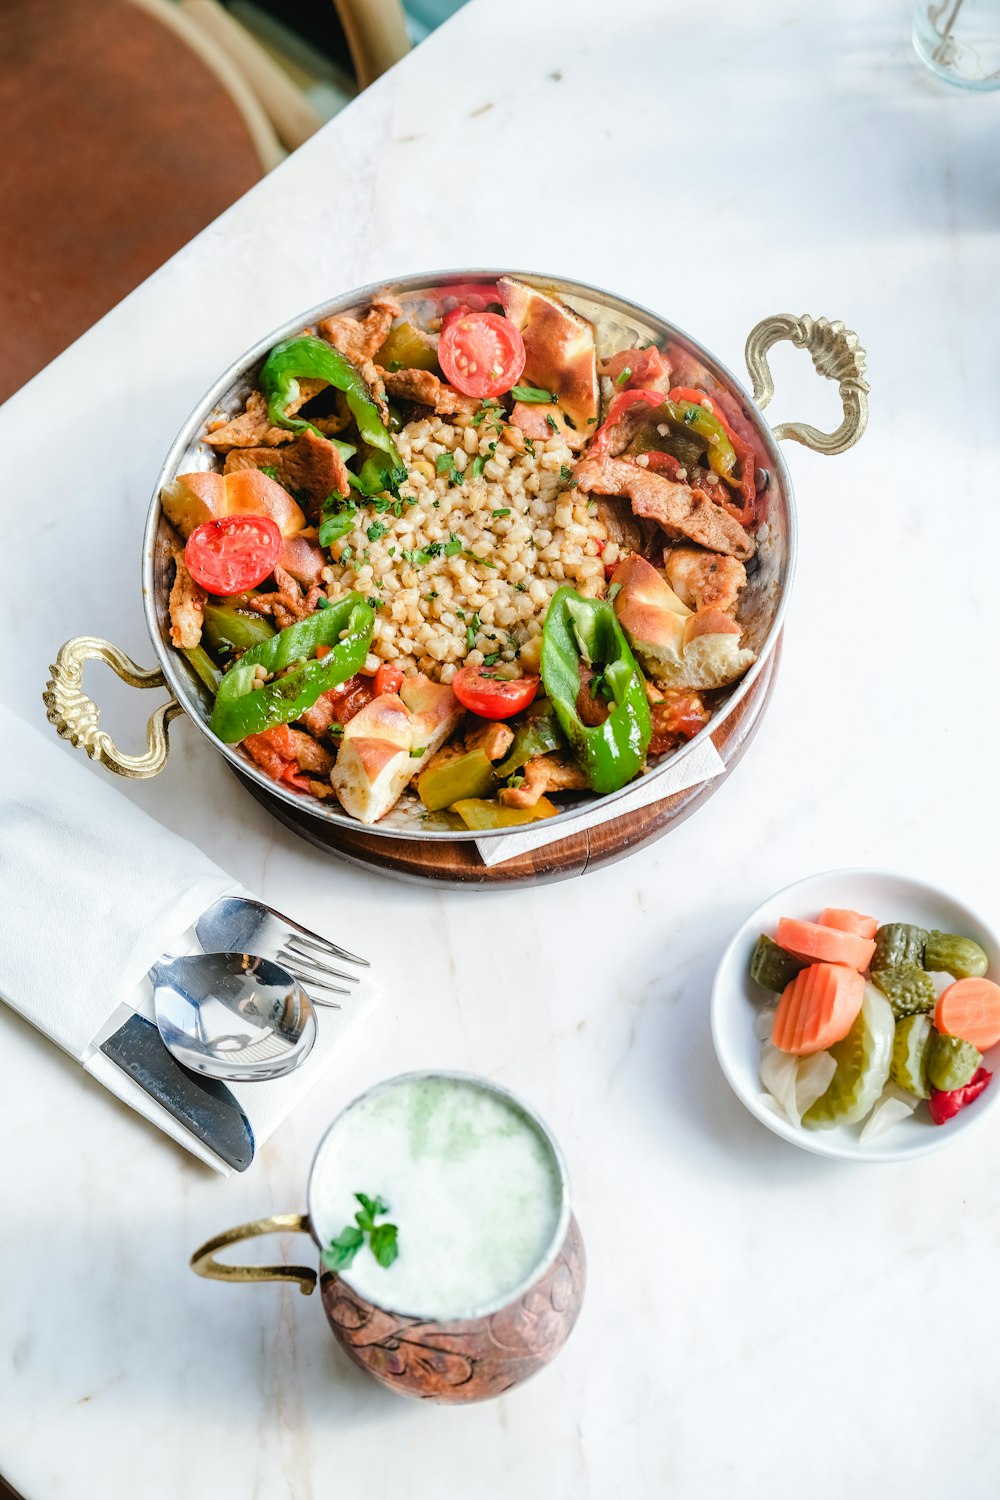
191, 1071, 586, 1403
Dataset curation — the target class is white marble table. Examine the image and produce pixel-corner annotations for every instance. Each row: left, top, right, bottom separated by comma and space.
4, 1, 1000, 1495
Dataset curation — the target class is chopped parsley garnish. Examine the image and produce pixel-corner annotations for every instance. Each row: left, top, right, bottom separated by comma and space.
482, 652, 500, 666
367, 520, 388, 542
464, 550, 498, 569
492, 507, 511, 518
559, 465, 572, 482
321, 1193, 398, 1272
511, 384, 556, 404
425, 591, 439, 600
409, 747, 424, 758
545, 413, 559, 433
258, 465, 279, 480
523, 437, 536, 456
340, 544, 353, 563
436, 453, 455, 475
388, 546, 396, 557
315, 596, 332, 609
615, 366, 632, 387
466, 611, 481, 650
471, 399, 503, 430
384, 464, 408, 497
402, 547, 431, 567
366, 596, 380, 609
514, 581, 528, 592
469, 454, 486, 480
444, 535, 463, 557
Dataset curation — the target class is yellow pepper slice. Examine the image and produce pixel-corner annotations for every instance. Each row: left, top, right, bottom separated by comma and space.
450, 796, 558, 830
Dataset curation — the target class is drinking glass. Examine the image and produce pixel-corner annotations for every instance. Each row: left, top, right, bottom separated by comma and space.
913, 0, 1000, 88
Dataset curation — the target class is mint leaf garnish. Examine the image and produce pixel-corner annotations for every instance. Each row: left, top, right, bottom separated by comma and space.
323, 1192, 398, 1273
369, 1222, 399, 1268
321, 1224, 364, 1270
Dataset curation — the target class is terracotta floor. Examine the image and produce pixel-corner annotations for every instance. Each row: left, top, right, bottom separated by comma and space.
0, 0, 263, 403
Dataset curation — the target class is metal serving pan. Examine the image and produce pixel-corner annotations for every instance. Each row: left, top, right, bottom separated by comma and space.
45, 270, 868, 843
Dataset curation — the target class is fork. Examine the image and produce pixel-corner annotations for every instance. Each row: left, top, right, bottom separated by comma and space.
195, 895, 369, 1008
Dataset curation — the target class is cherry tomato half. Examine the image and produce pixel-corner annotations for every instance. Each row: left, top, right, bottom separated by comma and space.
452, 667, 539, 720
185, 514, 282, 595
438, 312, 526, 399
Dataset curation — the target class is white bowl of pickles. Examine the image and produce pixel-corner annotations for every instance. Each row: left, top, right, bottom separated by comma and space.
711, 870, 1000, 1162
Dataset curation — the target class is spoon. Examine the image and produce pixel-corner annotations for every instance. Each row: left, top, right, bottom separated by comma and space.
148, 952, 317, 1082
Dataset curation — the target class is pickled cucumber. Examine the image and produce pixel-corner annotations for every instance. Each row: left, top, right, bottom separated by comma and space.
927, 1034, 982, 1093
871, 964, 937, 1019
872, 923, 928, 971
749, 935, 806, 993
802, 983, 894, 1128
924, 931, 989, 981
890, 1014, 933, 1098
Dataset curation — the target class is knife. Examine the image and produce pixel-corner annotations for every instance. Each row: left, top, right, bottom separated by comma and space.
100, 1013, 255, 1171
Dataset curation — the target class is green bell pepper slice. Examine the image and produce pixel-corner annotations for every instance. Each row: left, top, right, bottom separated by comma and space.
540, 588, 651, 795
182, 645, 221, 693
663, 398, 737, 484
259, 334, 403, 470
202, 602, 276, 656
493, 701, 565, 780
209, 593, 374, 744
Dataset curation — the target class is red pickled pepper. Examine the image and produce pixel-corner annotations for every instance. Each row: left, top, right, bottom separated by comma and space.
928, 1066, 993, 1125
588, 388, 664, 457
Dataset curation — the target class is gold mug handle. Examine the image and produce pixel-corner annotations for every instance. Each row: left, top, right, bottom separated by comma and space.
43, 635, 182, 779
744, 314, 869, 455
190, 1213, 317, 1295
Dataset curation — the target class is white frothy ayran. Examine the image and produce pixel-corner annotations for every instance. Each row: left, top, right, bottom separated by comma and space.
309, 1075, 565, 1320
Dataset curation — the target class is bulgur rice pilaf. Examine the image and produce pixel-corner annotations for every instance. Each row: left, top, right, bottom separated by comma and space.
163, 275, 764, 828
322, 416, 606, 682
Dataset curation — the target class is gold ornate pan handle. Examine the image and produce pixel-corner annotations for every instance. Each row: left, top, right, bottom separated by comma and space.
190, 1214, 317, 1295
43, 636, 182, 779
745, 314, 869, 454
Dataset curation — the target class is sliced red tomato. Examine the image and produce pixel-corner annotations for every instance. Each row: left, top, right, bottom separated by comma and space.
438, 312, 526, 399
374, 663, 405, 696
452, 667, 539, 720
185, 514, 281, 595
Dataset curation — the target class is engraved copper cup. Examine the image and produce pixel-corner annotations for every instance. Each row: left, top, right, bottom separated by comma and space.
190, 1071, 586, 1403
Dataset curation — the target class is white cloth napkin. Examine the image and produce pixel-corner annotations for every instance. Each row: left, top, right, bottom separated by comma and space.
474, 736, 726, 866
0, 705, 378, 1173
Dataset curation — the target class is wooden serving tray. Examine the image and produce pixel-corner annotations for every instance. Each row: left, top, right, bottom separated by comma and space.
236, 640, 780, 888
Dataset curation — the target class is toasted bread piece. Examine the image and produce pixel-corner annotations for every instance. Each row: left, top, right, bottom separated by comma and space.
611, 555, 755, 691
677, 610, 756, 691
330, 693, 415, 824
330, 676, 462, 824
498, 276, 598, 446
400, 676, 463, 759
